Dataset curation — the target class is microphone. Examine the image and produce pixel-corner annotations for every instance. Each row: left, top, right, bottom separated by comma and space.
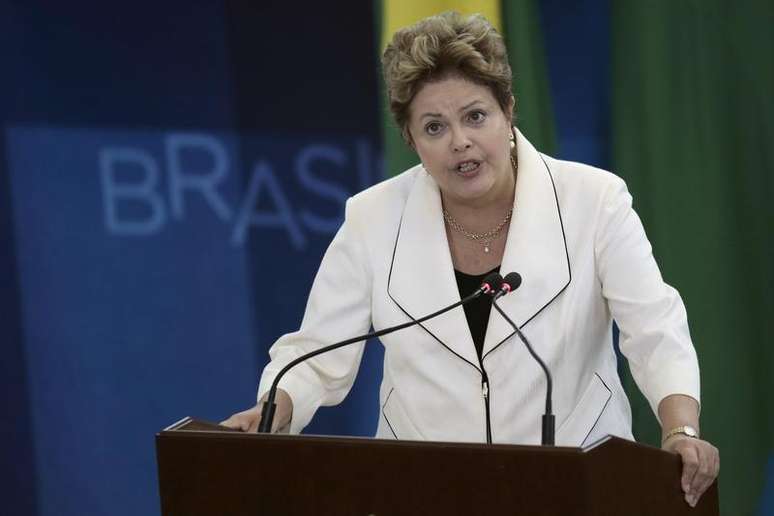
493, 272, 522, 300
491, 272, 556, 446
258, 272, 503, 433
479, 271, 503, 295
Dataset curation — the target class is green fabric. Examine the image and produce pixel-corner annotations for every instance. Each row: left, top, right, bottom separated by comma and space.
379, 0, 557, 177
381, 83, 419, 178
611, 2, 774, 514
501, 0, 557, 155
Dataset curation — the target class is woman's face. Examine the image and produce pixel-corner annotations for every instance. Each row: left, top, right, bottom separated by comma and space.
407, 76, 514, 208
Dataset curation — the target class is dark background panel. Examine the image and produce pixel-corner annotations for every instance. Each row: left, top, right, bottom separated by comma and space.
0, 3, 235, 128
224, 1, 381, 134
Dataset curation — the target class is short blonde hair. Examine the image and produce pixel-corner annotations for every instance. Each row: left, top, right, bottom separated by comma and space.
382, 12, 514, 144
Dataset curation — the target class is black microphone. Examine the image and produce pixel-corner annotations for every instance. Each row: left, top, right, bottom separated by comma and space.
491, 272, 556, 446
258, 272, 503, 433
493, 271, 522, 300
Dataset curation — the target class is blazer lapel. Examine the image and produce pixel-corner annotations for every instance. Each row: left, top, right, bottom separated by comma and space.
482, 131, 572, 358
387, 168, 481, 370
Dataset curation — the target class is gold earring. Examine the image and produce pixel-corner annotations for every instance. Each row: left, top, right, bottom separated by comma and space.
509, 131, 516, 149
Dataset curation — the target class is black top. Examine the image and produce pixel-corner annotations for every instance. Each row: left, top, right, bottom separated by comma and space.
454, 266, 500, 360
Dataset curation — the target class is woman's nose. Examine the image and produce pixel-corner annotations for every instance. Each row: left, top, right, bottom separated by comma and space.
450, 127, 472, 152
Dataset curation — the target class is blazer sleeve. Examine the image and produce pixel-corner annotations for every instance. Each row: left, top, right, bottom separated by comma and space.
257, 197, 373, 434
594, 176, 700, 421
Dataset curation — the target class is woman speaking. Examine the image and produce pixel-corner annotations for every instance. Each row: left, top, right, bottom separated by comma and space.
222, 12, 719, 507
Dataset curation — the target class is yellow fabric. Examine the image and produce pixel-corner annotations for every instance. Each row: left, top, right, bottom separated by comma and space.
381, 0, 502, 49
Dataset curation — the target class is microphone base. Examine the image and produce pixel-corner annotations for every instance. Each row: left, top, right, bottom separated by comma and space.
541, 414, 555, 446
257, 401, 276, 433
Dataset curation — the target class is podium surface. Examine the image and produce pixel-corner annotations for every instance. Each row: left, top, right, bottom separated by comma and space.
156, 417, 719, 515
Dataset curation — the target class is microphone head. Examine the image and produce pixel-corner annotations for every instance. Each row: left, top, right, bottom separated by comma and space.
481, 272, 504, 295
503, 272, 522, 291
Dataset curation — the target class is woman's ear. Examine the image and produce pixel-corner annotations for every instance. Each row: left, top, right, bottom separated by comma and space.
403, 128, 416, 150
506, 95, 516, 125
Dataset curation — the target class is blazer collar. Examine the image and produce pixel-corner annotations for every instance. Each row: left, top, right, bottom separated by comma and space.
387, 130, 571, 368
482, 131, 571, 357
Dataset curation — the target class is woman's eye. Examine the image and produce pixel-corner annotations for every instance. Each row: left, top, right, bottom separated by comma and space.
468, 110, 486, 123
425, 122, 443, 135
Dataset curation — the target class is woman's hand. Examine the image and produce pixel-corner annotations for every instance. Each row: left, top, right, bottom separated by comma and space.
662, 435, 720, 507
657, 394, 719, 507
220, 388, 294, 433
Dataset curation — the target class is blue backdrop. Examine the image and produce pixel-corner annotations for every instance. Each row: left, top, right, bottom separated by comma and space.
1, 3, 382, 515
5, 2, 767, 516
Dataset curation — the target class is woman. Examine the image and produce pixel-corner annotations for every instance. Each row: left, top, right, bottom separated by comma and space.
223, 12, 719, 507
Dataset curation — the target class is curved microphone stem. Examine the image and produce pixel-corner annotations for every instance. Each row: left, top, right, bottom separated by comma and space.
491, 298, 555, 446
258, 286, 491, 433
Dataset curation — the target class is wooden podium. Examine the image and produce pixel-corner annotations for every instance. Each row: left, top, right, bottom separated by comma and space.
155, 417, 719, 516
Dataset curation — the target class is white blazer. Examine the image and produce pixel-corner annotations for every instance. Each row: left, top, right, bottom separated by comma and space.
257, 130, 700, 447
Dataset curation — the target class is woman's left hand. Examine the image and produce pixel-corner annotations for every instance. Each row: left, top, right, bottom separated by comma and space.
662, 435, 720, 507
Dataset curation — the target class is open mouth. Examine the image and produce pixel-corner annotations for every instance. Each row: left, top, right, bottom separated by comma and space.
456, 160, 481, 176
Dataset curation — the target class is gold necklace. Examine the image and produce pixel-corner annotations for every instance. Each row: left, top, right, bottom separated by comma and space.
443, 206, 512, 253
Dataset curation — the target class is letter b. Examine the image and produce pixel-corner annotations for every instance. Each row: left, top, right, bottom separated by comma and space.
99, 148, 167, 235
